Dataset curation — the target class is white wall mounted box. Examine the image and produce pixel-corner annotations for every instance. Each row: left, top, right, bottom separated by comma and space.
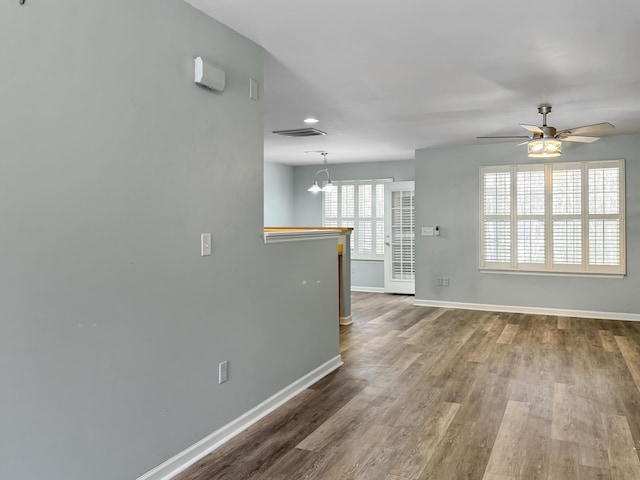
194, 57, 225, 92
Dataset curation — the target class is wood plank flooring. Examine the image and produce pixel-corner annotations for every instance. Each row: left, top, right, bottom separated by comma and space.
174, 293, 640, 480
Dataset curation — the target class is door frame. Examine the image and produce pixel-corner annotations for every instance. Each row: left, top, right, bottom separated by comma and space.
384, 181, 415, 294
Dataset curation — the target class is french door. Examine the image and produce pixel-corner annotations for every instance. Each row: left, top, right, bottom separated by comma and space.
384, 181, 415, 294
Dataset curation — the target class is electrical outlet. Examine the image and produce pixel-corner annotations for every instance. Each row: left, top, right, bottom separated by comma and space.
437, 278, 443, 286
218, 360, 228, 384
443, 277, 449, 286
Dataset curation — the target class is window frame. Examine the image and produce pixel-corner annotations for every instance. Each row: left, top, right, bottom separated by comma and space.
479, 159, 626, 276
322, 178, 391, 260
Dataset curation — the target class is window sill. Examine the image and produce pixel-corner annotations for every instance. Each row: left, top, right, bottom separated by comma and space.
479, 269, 625, 279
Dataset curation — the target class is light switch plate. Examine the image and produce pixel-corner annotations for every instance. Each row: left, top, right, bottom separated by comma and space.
249, 78, 259, 100
422, 227, 434, 236
218, 360, 228, 384
201, 233, 212, 256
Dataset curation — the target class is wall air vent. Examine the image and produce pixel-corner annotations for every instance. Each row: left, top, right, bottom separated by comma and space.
272, 128, 327, 137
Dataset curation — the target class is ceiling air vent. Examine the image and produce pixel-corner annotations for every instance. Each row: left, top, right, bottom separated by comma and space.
272, 128, 327, 137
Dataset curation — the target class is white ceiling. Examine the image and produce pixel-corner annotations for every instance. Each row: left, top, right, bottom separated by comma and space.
185, 0, 640, 165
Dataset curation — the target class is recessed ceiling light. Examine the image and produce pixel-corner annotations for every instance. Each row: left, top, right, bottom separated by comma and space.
304, 117, 319, 124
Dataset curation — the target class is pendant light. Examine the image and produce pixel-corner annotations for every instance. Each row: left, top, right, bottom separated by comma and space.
308, 152, 335, 193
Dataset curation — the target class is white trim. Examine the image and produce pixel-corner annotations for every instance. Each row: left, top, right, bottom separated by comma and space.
264, 230, 340, 244
339, 315, 353, 326
480, 269, 625, 279
414, 298, 640, 322
137, 355, 343, 480
384, 181, 416, 294
351, 286, 385, 293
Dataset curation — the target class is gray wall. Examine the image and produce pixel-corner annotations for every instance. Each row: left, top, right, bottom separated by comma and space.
0, 2, 339, 480
415, 135, 640, 314
292, 160, 414, 290
264, 162, 295, 226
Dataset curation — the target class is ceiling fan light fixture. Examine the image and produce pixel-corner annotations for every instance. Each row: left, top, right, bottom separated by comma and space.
528, 138, 562, 158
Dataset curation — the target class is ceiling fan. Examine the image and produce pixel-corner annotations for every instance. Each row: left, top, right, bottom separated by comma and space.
478, 105, 614, 157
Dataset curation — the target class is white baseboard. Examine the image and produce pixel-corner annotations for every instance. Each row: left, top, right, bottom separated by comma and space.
351, 286, 385, 293
137, 355, 343, 480
339, 315, 353, 326
414, 298, 640, 322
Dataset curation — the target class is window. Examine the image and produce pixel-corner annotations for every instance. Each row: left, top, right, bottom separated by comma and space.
323, 179, 389, 259
480, 160, 625, 275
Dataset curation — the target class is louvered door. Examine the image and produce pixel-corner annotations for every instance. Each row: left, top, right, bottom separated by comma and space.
384, 181, 415, 294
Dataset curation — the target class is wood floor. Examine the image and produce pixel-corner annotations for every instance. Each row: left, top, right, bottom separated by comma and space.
174, 293, 640, 480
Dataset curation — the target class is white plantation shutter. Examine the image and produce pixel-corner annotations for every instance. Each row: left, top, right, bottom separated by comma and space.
589, 220, 620, 265
358, 184, 373, 254
480, 160, 625, 275
341, 185, 355, 218
552, 220, 582, 265
375, 184, 385, 255
517, 168, 545, 265
359, 184, 372, 217
390, 190, 415, 280
322, 179, 390, 260
552, 166, 582, 267
376, 184, 385, 217
358, 221, 372, 254
589, 166, 621, 267
484, 221, 511, 263
323, 188, 338, 227
517, 219, 545, 264
341, 185, 355, 252
375, 223, 385, 255
481, 169, 511, 266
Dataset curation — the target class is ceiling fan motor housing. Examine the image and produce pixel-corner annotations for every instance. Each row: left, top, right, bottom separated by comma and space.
536, 105, 557, 138
542, 125, 556, 138
529, 127, 557, 140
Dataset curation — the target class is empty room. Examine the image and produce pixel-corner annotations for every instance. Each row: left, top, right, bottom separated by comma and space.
2, 1, 640, 479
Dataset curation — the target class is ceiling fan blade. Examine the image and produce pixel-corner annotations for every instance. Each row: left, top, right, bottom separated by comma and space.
477, 135, 530, 139
556, 122, 614, 137
561, 135, 600, 143
519, 124, 544, 134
